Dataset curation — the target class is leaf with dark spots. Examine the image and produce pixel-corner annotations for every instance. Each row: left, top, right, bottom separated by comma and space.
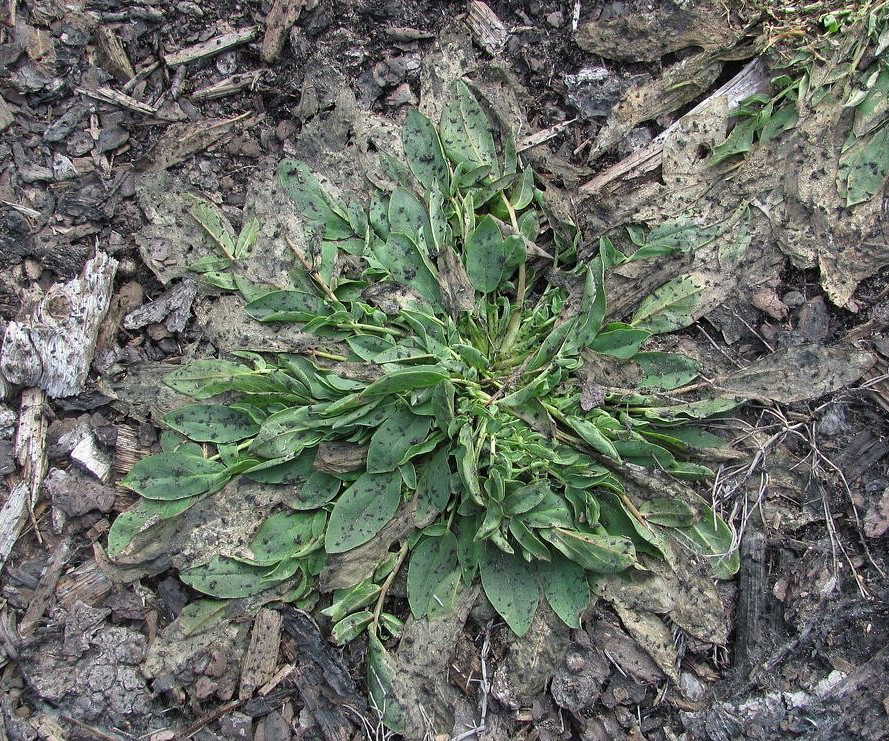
403, 109, 450, 192
163, 404, 260, 443
325, 471, 402, 553
121, 452, 230, 500
479, 544, 539, 636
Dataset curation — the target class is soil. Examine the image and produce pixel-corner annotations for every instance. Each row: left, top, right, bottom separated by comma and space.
1, 1, 888, 740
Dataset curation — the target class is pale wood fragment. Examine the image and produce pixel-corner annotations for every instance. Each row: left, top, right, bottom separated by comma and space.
0, 484, 30, 575
77, 85, 157, 115
261, 0, 304, 63
96, 25, 135, 82
70, 433, 112, 483
164, 26, 258, 67
0, 252, 118, 398
56, 559, 113, 608
192, 71, 264, 101
18, 539, 70, 635
518, 118, 578, 152
15, 387, 48, 512
466, 1, 508, 56
0, 94, 14, 131
239, 608, 283, 700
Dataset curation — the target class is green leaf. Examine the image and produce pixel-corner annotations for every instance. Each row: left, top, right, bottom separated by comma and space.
669, 503, 739, 579
107, 496, 200, 556
375, 232, 441, 305
503, 481, 549, 516
164, 359, 255, 399
234, 217, 260, 260
248, 510, 325, 563
367, 634, 405, 732
321, 579, 381, 622
366, 405, 433, 473
245, 452, 315, 483
403, 109, 450, 192
479, 545, 540, 636
588, 323, 651, 358
277, 159, 352, 239
439, 81, 497, 172
407, 533, 461, 618
638, 498, 697, 528
181, 556, 297, 598
510, 167, 535, 209
842, 124, 889, 206
521, 490, 575, 529
635, 352, 700, 390
631, 274, 705, 334
179, 599, 227, 637
287, 471, 341, 510
163, 404, 259, 443
388, 187, 433, 247
540, 528, 637, 573
361, 365, 450, 397
508, 519, 551, 561
121, 452, 229, 500
325, 471, 402, 553
415, 446, 452, 521
331, 610, 374, 644
566, 415, 620, 461
188, 198, 236, 260
709, 118, 757, 165
538, 553, 590, 629
464, 215, 509, 294
244, 290, 332, 322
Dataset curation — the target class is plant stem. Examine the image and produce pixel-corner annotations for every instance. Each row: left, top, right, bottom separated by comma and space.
499, 193, 527, 357
371, 541, 409, 633
346, 322, 404, 337
285, 235, 338, 302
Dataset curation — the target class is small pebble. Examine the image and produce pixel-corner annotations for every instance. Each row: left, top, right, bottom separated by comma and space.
783, 290, 806, 308
546, 10, 564, 27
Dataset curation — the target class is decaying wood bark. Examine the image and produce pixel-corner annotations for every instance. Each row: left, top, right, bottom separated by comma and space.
581, 59, 770, 196
239, 608, 283, 701
0, 251, 117, 398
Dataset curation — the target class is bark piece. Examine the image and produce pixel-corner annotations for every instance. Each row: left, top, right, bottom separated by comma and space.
164, 27, 258, 67
18, 539, 70, 636
465, 1, 507, 55
0, 252, 117, 398
70, 433, 112, 482
123, 278, 197, 333
76, 85, 157, 115
56, 559, 113, 608
239, 608, 283, 701
0, 483, 30, 576
261, 0, 304, 63
142, 113, 257, 171
95, 25, 135, 82
281, 609, 365, 741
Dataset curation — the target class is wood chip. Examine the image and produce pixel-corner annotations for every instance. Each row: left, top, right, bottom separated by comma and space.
0, 483, 30, 576
239, 608, 283, 701
466, 1, 508, 55
15, 387, 48, 512
56, 559, 112, 608
261, 0, 305, 63
517, 118, 578, 152
70, 433, 113, 483
0, 94, 14, 131
95, 25, 135, 82
191, 70, 264, 101
77, 85, 157, 115
18, 539, 70, 636
164, 26, 258, 67
142, 112, 258, 171
0, 252, 118, 398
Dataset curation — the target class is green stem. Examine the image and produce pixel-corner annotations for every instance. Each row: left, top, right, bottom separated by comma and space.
499, 193, 527, 357
346, 322, 404, 337
371, 541, 409, 634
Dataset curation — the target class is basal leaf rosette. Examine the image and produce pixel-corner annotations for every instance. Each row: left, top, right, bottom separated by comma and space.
113, 80, 739, 643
